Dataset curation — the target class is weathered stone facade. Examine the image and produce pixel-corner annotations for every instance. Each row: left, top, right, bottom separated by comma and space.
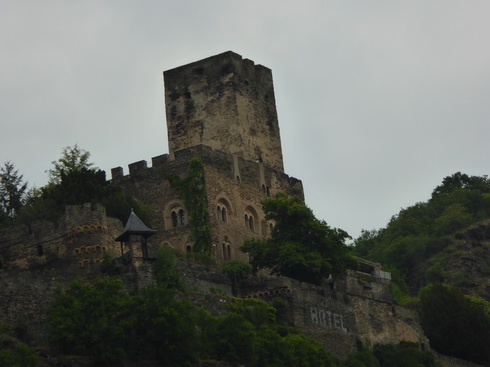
0, 203, 122, 272
111, 51, 303, 262
164, 51, 284, 172
241, 270, 428, 360
1, 51, 476, 366
111, 145, 302, 262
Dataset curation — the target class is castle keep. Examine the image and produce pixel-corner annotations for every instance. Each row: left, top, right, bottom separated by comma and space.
111, 51, 303, 261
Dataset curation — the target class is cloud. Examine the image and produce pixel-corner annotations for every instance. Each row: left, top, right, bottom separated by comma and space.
1, 0, 489, 237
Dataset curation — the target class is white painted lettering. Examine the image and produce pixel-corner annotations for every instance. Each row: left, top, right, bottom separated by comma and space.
309, 307, 347, 332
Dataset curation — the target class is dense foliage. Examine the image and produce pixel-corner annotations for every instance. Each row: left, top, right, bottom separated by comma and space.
7, 145, 149, 225
46, 249, 341, 366
0, 322, 38, 367
353, 173, 490, 364
46, 272, 441, 367
418, 283, 490, 365
169, 158, 212, 254
353, 172, 490, 290
222, 259, 252, 296
343, 342, 439, 367
0, 161, 28, 224
241, 193, 354, 284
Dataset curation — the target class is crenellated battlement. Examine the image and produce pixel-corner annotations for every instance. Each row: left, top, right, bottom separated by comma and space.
110, 145, 303, 199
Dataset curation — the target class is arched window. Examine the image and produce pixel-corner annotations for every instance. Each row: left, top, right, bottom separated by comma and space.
217, 198, 231, 223
169, 203, 187, 228
248, 216, 254, 232
244, 206, 259, 233
222, 243, 232, 260
222, 243, 227, 260
186, 245, 192, 253
179, 209, 186, 225
221, 207, 227, 222
171, 211, 178, 227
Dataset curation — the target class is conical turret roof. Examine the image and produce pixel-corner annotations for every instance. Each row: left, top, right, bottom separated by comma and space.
115, 210, 156, 242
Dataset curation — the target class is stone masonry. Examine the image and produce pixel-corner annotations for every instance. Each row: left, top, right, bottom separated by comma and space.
111, 51, 303, 263
2, 51, 471, 365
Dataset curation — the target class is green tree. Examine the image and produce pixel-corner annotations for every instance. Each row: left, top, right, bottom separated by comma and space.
430, 172, 490, 221
431, 172, 490, 198
241, 193, 353, 284
354, 229, 383, 258
373, 342, 438, 367
153, 246, 184, 290
46, 278, 131, 364
126, 284, 200, 366
0, 322, 38, 367
353, 172, 490, 288
208, 312, 257, 365
225, 298, 277, 328
343, 348, 380, 367
48, 144, 93, 184
46, 278, 200, 366
0, 161, 27, 220
418, 283, 490, 365
46, 249, 200, 366
222, 260, 252, 296
18, 145, 148, 225
432, 203, 472, 235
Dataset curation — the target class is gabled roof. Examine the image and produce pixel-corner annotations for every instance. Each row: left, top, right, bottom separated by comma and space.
115, 210, 156, 242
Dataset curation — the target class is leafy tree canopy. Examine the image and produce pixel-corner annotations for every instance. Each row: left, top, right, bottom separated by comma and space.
431, 172, 490, 198
17, 145, 149, 225
241, 193, 353, 285
0, 321, 38, 367
48, 144, 94, 184
372, 342, 438, 367
0, 161, 28, 221
222, 260, 252, 296
46, 249, 341, 367
353, 172, 490, 292
418, 283, 490, 365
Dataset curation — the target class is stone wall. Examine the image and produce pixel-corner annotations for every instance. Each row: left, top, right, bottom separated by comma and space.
110, 144, 303, 262
2, 232, 477, 365
0, 203, 123, 272
241, 271, 428, 360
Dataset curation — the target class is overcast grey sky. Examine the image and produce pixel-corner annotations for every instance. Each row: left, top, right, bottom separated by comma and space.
1, 0, 489, 239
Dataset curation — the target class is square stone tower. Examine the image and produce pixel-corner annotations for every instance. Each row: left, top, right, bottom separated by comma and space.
112, 51, 303, 262
164, 51, 284, 172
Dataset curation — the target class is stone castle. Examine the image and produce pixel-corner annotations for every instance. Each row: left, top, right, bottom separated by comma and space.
0, 51, 451, 363
110, 51, 303, 262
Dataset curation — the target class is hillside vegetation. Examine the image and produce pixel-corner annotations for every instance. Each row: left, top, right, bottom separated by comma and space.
353, 172, 490, 365
0, 146, 149, 228
354, 172, 490, 299
1, 147, 443, 366
2, 149, 489, 365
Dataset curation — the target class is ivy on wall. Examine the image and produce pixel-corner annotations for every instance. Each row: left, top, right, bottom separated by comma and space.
169, 158, 212, 254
